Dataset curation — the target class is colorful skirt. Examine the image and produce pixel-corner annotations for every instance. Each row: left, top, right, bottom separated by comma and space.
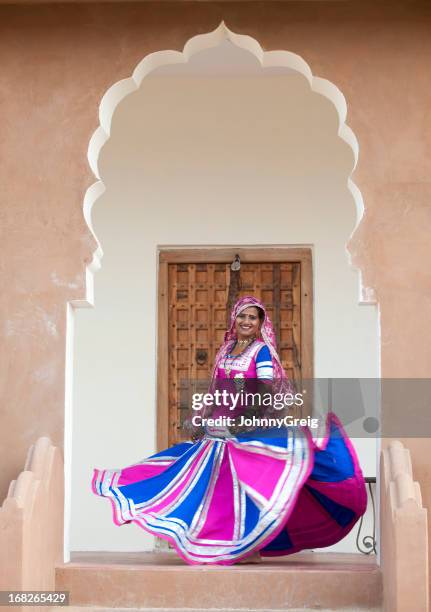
91, 411, 367, 565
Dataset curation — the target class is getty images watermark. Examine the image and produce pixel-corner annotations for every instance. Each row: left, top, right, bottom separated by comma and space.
190, 388, 320, 429
178, 378, 431, 438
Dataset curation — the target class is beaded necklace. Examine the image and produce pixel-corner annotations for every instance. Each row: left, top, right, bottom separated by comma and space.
224, 338, 256, 378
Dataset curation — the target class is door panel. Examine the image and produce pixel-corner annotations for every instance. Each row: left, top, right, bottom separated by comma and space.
167, 260, 304, 446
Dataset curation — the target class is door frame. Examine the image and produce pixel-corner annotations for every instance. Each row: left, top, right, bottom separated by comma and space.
157, 246, 313, 450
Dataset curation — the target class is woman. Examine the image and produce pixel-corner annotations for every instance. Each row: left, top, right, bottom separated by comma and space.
92, 296, 367, 565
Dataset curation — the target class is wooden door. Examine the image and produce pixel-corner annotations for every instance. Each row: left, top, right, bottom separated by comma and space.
158, 249, 313, 449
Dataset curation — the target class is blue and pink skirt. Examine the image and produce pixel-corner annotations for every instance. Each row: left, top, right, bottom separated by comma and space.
91, 412, 367, 565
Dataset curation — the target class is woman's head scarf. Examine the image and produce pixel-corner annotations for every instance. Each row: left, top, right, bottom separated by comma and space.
210, 295, 295, 396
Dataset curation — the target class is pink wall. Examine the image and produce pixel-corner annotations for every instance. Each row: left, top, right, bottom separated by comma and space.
1, 0, 430, 587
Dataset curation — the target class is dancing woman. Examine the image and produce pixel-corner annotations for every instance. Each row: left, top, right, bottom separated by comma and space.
92, 296, 367, 565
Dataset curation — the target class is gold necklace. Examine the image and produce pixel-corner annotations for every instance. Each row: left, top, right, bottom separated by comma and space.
237, 336, 255, 346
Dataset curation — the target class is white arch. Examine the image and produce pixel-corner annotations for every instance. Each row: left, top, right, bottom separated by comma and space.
82, 21, 369, 307
65, 23, 381, 561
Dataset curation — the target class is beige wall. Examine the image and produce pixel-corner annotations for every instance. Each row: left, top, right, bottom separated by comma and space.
71, 43, 378, 552
0, 0, 430, 588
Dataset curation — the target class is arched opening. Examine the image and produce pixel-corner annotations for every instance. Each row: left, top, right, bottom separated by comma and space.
67, 24, 379, 559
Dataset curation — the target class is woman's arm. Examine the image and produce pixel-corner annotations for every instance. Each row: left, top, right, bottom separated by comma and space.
255, 344, 274, 384
252, 345, 275, 416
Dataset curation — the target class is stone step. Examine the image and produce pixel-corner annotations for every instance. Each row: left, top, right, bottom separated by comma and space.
56, 551, 382, 610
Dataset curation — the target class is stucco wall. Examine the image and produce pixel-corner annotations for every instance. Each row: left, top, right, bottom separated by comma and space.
1, 0, 430, 582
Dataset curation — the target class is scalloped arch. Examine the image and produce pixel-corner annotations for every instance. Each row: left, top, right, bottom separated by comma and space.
83, 21, 368, 305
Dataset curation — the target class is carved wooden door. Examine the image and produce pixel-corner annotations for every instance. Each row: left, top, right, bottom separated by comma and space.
166, 260, 306, 446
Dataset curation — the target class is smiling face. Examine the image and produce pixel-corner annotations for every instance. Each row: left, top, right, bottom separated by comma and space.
235, 306, 262, 341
